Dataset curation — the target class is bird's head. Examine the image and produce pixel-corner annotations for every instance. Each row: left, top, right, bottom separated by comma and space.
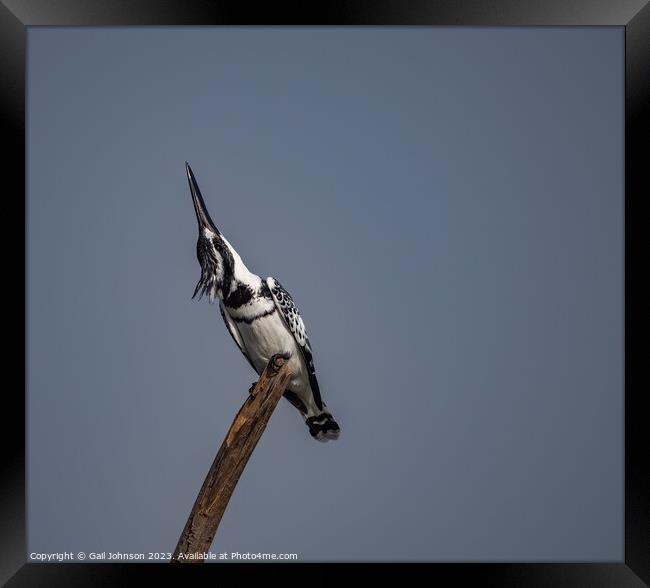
185, 162, 234, 301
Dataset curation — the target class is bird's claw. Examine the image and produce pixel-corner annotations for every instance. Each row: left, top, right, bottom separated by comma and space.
270, 352, 291, 372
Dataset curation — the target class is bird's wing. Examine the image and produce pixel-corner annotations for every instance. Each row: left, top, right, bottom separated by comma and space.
219, 301, 257, 372
266, 277, 323, 410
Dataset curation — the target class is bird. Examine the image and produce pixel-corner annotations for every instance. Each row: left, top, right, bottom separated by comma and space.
184, 162, 340, 442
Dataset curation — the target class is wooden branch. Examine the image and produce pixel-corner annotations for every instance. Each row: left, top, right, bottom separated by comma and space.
171, 353, 292, 563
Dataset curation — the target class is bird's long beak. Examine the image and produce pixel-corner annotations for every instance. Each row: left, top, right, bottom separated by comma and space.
185, 162, 219, 234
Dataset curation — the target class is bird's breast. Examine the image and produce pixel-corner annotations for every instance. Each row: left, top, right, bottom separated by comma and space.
236, 309, 305, 387
226, 297, 275, 323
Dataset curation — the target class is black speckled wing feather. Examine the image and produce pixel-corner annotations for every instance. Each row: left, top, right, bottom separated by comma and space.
219, 301, 257, 372
266, 277, 323, 410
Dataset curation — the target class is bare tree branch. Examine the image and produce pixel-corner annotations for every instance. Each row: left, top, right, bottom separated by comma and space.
171, 353, 292, 563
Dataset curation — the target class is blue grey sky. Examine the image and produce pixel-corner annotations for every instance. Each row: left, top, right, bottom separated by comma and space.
27, 27, 623, 561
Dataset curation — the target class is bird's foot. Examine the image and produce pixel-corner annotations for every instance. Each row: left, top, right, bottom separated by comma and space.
248, 381, 258, 396
270, 352, 291, 372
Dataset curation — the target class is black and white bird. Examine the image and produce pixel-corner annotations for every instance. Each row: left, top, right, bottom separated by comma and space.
185, 162, 340, 442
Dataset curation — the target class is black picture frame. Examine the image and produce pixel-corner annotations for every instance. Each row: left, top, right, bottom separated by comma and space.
3, 1, 648, 585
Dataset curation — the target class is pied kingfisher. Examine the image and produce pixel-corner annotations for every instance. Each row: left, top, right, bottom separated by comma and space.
185, 162, 340, 442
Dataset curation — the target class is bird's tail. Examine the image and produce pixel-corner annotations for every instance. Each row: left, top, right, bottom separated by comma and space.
305, 410, 340, 442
